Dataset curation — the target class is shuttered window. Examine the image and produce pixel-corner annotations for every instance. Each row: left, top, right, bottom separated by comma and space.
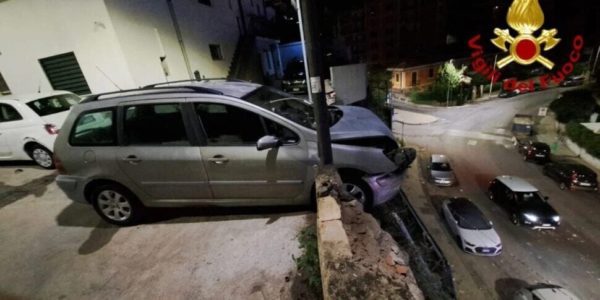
39, 52, 91, 95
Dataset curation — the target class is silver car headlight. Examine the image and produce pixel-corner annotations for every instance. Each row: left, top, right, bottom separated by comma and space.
523, 213, 539, 222
552, 216, 560, 222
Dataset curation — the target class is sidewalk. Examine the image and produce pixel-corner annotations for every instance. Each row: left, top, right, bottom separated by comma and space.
392, 109, 439, 125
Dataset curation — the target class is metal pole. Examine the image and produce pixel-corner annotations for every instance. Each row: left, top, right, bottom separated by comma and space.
296, 0, 313, 103
592, 45, 600, 78
489, 54, 498, 98
298, 0, 333, 165
166, 0, 193, 80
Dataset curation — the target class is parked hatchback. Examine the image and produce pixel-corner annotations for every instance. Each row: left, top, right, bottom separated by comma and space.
441, 197, 502, 256
488, 176, 560, 230
0, 91, 80, 168
54, 80, 405, 225
429, 154, 457, 186
518, 140, 550, 163
543, 161, 598, 191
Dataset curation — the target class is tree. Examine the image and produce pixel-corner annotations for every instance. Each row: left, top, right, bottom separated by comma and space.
438, 60, 467, 105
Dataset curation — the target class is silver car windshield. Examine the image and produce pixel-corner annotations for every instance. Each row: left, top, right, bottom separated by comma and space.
243, 86, 316, 130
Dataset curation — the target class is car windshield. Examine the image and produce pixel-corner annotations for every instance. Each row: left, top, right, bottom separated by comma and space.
432, 162, 452, 171
450, 202, 492, 230
243, 86, 317, 129
515, 192, 544, 204
26, 94, 79, 116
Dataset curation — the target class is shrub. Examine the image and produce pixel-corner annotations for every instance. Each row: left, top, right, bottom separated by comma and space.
294, 225, 322, 297
566, 121, 600, 158
549, 90, 599, 123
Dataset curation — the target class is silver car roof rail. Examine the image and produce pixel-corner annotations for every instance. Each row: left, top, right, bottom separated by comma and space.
80, 86, 224, 103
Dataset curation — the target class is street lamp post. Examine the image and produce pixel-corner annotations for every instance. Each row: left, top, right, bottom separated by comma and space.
489, 54, 498, 98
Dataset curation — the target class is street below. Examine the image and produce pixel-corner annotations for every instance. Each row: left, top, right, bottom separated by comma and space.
393, 88, 600, 300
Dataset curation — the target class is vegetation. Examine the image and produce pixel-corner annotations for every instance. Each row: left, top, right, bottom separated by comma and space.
549, 90, 599, 123
294, 225, 322, 298
366, 67, 392, 125
409, 60, 472, 106
565, 122, 600, 158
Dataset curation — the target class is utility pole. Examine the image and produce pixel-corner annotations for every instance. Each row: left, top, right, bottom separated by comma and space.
297, 0, 333, 165
489, 54, 498, 98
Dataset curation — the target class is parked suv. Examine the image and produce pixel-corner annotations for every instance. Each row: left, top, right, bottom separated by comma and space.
0, 91, 80, 168
488, 176, 560, 230
543, 161, 598, 191
54, 80, 405, 225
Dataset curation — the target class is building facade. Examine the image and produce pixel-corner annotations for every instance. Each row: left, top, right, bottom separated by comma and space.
388, 62, 442, 94
0, 0, 265, 95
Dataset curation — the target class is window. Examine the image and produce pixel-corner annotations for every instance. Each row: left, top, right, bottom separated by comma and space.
209, 44, 223, 60
264, 118, 299, 144
196, 103, 265, 146
411, 72, 417, 86
0, 72, 10, 95
198, 0, 211, 6
39, 52, 91, 95
124, 104, 190, 146
429, 68, 435, 78
69, 110, 115, 146
395, 73, 400, 82
26, 94, 79, 117
0, 104, 22, 122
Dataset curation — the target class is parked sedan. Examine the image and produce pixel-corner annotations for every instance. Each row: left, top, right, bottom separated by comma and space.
442, 197, 502, 256
429, 154, 457, 186
559, 74, 584, 87
518, 140, 550, 163
543, 161, 598, 191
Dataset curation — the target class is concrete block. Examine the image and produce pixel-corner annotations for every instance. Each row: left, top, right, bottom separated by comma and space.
318, 196, 341, 222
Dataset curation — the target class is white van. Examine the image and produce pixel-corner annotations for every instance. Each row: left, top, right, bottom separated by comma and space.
0, 91, 80, 168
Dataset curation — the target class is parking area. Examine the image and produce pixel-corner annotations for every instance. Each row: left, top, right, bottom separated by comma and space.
0, 162, 313, 299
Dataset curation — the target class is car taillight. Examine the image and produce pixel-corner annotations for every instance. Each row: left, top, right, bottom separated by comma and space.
54, 154, 67, 174
44, 124, 59, 135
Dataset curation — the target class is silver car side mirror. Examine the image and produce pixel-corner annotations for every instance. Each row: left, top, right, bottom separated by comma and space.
256, 135, 281, 151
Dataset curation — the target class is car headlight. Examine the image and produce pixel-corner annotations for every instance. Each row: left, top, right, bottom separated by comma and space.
464, 241, 475, 247
552, 216, 560, 222
283, 80, 291, 85
523, 213, 539, 222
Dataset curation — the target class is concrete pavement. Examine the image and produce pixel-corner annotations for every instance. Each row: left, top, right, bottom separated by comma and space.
0, 163, 313, 300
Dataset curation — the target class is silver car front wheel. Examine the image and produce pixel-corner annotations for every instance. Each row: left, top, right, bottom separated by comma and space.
97, 190, 132, 222
343, 183, 367, 204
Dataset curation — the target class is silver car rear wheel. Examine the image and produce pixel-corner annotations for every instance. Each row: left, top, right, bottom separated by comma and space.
97, 190, 132, 222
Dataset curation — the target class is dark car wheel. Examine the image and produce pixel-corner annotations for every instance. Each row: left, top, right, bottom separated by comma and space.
91, 184, 144, 226
341, 176, 373, 209
511, 213, 521, 226
28, 144, 55, 169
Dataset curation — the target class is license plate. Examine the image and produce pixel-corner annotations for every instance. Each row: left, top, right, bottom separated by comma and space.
542, 224, 551, 227
481, 249, 490, 253
293, 88, 299, 91
580, 182, 591, 186
535, 154, 545, 157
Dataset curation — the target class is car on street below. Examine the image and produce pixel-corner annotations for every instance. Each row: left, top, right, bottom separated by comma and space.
518, 140, 550, 163
281, 58, 307, 95
0, 91, 80, 168
488, 176, 560, 230
513, 284, 581, 300
498, 88, 522, 98
559, 74, 584, 87
54, 80, 405, 225
429, 154, 457, 186
441, 197, 502, 256
543, 161, 598, 191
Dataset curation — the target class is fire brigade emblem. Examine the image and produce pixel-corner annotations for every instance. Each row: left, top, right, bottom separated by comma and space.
491, 0, 560, 69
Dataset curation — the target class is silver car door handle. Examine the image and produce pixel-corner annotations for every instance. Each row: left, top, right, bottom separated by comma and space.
208, 155, 229, 164
122, 155, 142, 164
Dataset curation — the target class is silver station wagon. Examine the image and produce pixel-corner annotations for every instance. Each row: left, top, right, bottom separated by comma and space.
54, 80, 405, 225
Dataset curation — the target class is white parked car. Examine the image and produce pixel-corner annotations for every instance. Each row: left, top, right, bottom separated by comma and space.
513, 284, 581, 300
0, 91, 80, 168
442, 197, 502, 256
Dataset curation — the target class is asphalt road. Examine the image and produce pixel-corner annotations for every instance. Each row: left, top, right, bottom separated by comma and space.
393, 88, 600, 300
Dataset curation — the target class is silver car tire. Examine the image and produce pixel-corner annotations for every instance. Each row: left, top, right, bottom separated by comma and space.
28, 145, 54, 169
91, 184, 143, 226
341, 177, 373, 209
